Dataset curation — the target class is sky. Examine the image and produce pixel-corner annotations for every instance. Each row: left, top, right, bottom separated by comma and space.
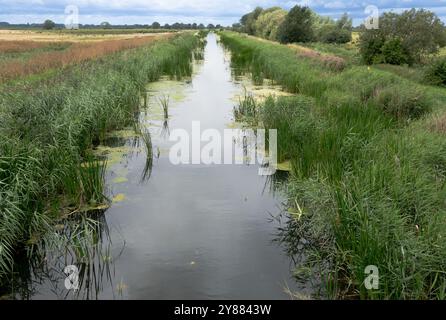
0, 0, 446, 26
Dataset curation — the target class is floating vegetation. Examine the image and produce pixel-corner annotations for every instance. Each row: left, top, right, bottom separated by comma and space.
112, 177, 129, 184
112, 193, 126, 203
93, 145, 135, 167
277, 160, 292, 172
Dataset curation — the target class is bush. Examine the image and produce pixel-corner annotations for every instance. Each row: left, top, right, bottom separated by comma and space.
359, 32, 385, 65
424, 57, 446, 86
381, 38, 410, 65
359, 9, 446, 65
318, 25, 351, 44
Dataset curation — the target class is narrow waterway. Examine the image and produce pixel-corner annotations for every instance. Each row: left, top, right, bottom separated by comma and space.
23, 33, 300, 300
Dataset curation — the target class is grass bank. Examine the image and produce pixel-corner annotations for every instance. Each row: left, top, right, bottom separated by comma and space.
221, 31, 446, 299
0, 33, 199, 289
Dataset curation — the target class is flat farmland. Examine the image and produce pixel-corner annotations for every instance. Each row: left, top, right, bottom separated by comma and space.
0, 29, 175, 83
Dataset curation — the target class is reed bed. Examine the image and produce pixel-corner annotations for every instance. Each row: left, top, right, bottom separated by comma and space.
220, 31, 446, 299
0, 33, 199, 289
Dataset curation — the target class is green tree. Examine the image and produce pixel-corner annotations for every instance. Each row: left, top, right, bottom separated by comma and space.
336, 13, 352, 30
277, 5, 314, 43
314, 13, 352, 44
100, 21, 111, 29
42, 19, 56, 30
254, 7, 287, 41
240, 7, 263, 35
151, 22, 161, 29
359, 9, 446, 65
232, 23, 242, 32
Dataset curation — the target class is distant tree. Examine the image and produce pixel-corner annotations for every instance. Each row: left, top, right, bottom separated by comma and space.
207, 24, 215, 29
42, 19, 56, 30
317, 24, 351, 43
163, 23, 170, 29
192, 23, 198, 29
152, 22, 161, 29
277, 6, 314, 43
359, 9, 446, 65
254, 7, 287, 41
240, 6, 263, 35
198, 23, 205, 29
100, 21, 111, 29
336, 13, 352, 30
315, 13, 352, 44
232, 23, 242, 32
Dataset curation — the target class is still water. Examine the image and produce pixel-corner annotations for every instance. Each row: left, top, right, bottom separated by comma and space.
24, 33, 299, 300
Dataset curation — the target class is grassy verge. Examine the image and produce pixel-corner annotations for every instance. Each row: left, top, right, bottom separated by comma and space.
221, 31, 446, 299
0, 33, 199, 289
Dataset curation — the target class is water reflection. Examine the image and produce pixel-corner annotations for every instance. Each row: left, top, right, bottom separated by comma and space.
12, 211, 121, 300
140, 129, 154, 183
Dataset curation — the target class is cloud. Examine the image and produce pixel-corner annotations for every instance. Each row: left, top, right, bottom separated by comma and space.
0, 0, 445, 25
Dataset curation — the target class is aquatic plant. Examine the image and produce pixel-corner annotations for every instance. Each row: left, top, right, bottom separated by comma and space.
233, 87, 258, 120
158, 94, 170, 119
140, 129, 154, 182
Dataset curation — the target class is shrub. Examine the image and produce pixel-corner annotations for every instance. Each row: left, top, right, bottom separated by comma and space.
381, 38, 409, 65
424, 57, 446, 86
359, 9, 446, 65
318, 25, 351, 44
359, 32, 385, 65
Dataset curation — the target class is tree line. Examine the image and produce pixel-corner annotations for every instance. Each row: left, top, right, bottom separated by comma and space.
13, 20, 226, 30
233, 5, 446, 67
232, 6, 352, 44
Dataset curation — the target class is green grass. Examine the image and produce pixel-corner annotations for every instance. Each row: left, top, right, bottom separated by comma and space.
220, 31, 446, 299
303, 41, 361, 65
0, 32, 199, 289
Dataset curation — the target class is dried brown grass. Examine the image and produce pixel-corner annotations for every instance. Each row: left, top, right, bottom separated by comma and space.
429, 113, 446, 135
0, 40, 56, 53
288, 44, 346, 71
0, 34, 170, 82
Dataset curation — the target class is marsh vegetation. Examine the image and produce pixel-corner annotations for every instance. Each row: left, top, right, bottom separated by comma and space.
220, 29, 446, 299
0, 32, 199, 292
2, 3, 446, 300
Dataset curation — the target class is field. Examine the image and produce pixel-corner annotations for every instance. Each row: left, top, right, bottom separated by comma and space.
0, 29, 174, 41
0, 29, 176, 83
220, 31, 446, 299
